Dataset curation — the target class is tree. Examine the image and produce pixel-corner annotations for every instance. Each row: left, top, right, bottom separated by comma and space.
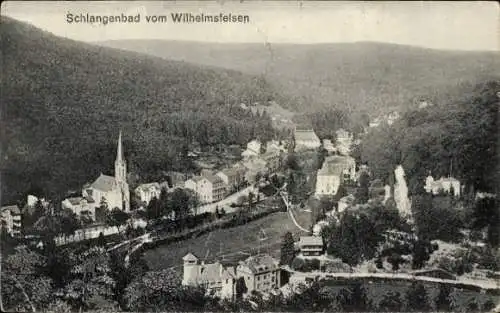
80, 210, 94, 226
106, 208, 130, 234
355, 172, 370, 204
97, 232, 106, 247
60, 246, 117, 311
387, 253, 405, 271
146, 196, 161, 220
280, 232, 295, 266
2, 246, 54, 311
124, 269, 211, 311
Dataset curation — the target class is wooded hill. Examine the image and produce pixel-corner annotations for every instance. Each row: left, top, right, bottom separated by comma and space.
359, 80, 499, 195
98, 40, 500, 115
0, 17, 279, 204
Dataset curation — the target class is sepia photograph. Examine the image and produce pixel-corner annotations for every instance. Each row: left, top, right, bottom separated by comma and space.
1, 1, 499, 312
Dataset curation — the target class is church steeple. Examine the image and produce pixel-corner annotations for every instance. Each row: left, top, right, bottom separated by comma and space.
116, 131, 124, 163
115, 131, 126, 184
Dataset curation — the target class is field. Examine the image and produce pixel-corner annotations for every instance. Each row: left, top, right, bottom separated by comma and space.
143, 208, 312, 271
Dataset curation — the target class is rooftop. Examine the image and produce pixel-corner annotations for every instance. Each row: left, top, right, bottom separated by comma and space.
294, 129, 320, 142
298, 236, 324, 246
183, 252, 199, 261
65, 197, 83, 206
90, 174, 117, 192
1, 205, 21, 215
136, 182, 161, 192
239, 254, 279, 274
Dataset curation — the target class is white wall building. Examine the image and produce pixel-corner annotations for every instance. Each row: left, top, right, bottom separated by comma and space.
294, 129, 321, 151
0, 205, 22, 236
135, 182, 162, 206
242, 140, 262, 159
425, 176, 461, 197
185, 174, 226, 204
315, 156, 356, 196
62, 132, 130, 219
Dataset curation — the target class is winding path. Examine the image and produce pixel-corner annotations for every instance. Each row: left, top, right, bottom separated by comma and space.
279, 191, 311, 233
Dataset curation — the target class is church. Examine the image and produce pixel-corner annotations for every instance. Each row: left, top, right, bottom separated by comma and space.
62, 132, 130, 219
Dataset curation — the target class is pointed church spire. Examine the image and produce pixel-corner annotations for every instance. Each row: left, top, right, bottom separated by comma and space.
116, 130, 124, 162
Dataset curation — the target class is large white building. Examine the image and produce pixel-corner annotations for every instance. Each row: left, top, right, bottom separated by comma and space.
182, 253, 236, 299
315, 156, 356, 196
0, 205, 22, 236
335, 128, 353, 156
185, 173, 226, 204
135, 182, 162, 206
294, 129, 321, 151
425, 176, 461, 197
242, 140, 262, 159
62, 132, 130, 219
182, 253, 281, 299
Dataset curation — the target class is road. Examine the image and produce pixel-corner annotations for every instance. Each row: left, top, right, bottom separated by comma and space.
288, 269, 500, 291
196, 185, 258, 215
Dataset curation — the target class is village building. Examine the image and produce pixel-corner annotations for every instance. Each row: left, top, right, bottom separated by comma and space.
265, 140, 287, 154
293, 129, 321, 151
335, 128, 353, 155
216, 167, 246, 194
337, 194, 355, 212
185, 173, 226, 203
182, 253, 237, 300
298, 236, 324, 257
236, 254, 281, 294
241, 140, 262, 159
0, 205, 22, 236
241, 158, 268, 183
424, 175, 461, 197
261, 150, 283, 173
182, 253, 281, 299
386, 111, 400, 125
315, 156, 356, 196
135, 182, 162, 206
369, 117, 381, 128
63, 132, 130, 218
322, 139, 336, 154
61, 196, 96, 219
165, 171, 187, 189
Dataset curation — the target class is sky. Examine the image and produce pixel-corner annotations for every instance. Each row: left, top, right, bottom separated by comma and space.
2, 1, 499, 51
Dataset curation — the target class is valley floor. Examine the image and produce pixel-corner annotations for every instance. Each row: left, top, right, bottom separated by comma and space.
143, 208, 311, 271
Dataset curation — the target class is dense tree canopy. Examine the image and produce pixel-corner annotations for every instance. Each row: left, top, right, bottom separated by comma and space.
360, 80, 499, 195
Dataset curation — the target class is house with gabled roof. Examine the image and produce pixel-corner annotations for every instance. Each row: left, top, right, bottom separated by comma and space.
185, 172, 226, 204
1, 205, 22, 236
182, 253, 281, 298
182, 253, 237, 299
236, 254, 281, 294
294, 128, 321, 151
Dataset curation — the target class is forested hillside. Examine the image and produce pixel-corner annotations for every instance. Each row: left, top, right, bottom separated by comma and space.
359, 80, 499, 195
99, 40, 500, 114
0, 17, 279, 204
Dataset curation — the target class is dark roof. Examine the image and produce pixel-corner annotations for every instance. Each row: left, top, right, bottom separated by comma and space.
240, 254, 279, 274
66, 197, 83, 206
90, 174, 117, 192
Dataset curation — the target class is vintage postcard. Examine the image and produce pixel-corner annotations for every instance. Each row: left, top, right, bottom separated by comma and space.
1, 1, 499, 312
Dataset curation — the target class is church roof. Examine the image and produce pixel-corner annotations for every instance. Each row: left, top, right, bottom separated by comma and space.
90, 174, 117, 192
